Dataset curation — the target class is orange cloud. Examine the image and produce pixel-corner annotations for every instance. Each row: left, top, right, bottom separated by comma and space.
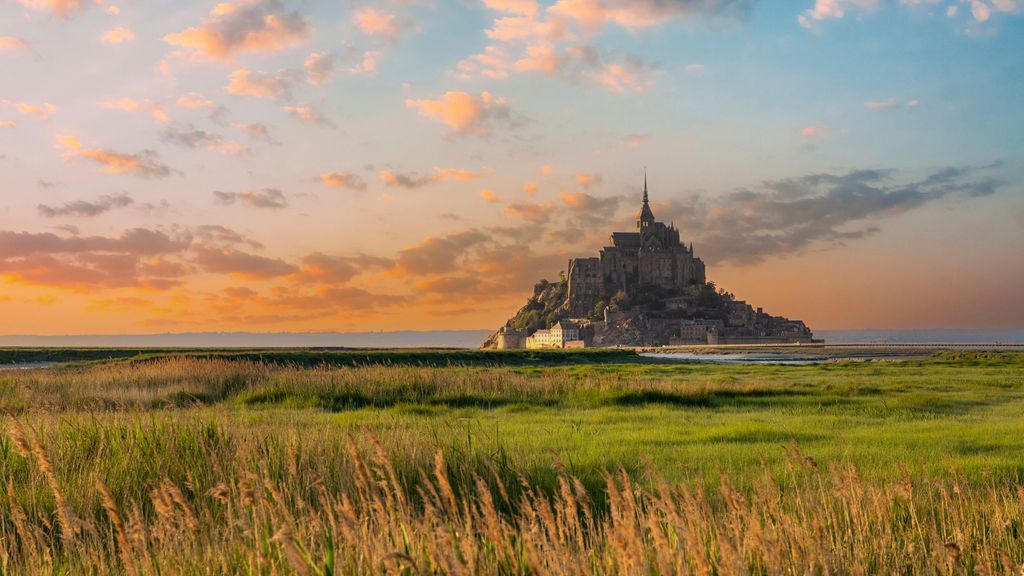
379, 168, 483, 189
226, 69, 292, 100
404, 91, 511, 137
100, 98, 170, 124
0, 36, 31, 53
484, 0, 539, 16
514, 44, 562, 73
5, 100, 56, 120
320, 172, 367, 191
101, 26, 134, 45
547, 0, 703, 30
354, 8, 399, 38
0, 121, 14, 128
505, 200, 556, 222
176, 92, 216, 109
164, 0, 309, 60
57, 134, 173, 178
481, 189, 502, 203
523, 181, 539, 195
282, 105, 332, 126
393, 230, 489, 276
575, 172, 602, 188
194, 247, 297, 279
16, 0, 86, 18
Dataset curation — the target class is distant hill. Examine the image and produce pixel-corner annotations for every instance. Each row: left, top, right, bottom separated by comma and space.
0, 331, 494, 349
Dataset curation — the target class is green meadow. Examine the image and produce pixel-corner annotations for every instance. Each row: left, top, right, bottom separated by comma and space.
2, 350, 1023, 573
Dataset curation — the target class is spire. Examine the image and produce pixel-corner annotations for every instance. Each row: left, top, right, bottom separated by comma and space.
638, 171, 655, 228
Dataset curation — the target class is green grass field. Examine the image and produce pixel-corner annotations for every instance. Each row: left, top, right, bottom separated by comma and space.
2, 350, 1023, 573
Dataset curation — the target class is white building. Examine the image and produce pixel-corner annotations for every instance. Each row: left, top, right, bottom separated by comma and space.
526, 320, 582, 349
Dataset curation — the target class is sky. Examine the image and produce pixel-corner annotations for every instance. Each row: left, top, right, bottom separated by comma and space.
0, 0, 1022, 335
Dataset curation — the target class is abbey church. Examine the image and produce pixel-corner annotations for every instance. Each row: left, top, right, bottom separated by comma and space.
565, 176, 706, 318
484, 177, 815, 349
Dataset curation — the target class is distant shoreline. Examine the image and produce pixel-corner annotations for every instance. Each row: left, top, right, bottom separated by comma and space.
0, 328, 1020, 348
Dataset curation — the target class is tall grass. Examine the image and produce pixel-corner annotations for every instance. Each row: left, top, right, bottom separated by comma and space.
2, 417, 1022, 574
0, 357, 789, 413
1, 356, 1023, 574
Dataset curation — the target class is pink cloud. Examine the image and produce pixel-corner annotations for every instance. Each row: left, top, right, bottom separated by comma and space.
404, 91, 512, 137
57, 134, 173, 178
101, 26, 134, 45
164, 0, 309, 61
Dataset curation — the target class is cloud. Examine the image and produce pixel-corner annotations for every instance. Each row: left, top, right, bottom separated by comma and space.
304, 52, 336, 85
100, 98, 170, 124
0, 228, 192, 290
213, 188, 288, 209
162, 125, 248, 155
594, 54, 655, 93
394, 230, 489, 275
800, 123, 837, 138
656, 163, 1004, 265
101, 26, 134, 45
193, 224, 264, 249
557, 191, 621, 225
320, 172, 367, 191
176, 92, 216, 109
16, 0, 87, 18
234, 123, 275, 142
404, 91, 513, 137
481, 189, 502, 202
548, 0, 755, 28
0, 121, 14, 128
575, 172, 602, 188
459, 41, 656, 93
523, 181, 539, 195
5, 100, 57, 121
505, 200, 557, 222
282, 105, 333, 126
354, 8, 403, 38
798, 0, 880, 28
295, 252, 392, 284
194, 246, 298, 278
163, 0, 309, 60
485, 0, 539, 16
225, 68, 294, 100
0, 37, 31, 54
57, 135, 173, 178
38, 193, 134, 217
379, 167, 483, 189
864, 98, 919, 112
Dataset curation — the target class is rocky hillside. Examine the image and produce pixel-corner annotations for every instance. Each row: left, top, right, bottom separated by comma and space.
481, 279, 568, 349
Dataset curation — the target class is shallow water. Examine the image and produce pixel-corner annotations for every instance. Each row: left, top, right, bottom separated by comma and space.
641, 352, 835, 365
0, 362, 58, 371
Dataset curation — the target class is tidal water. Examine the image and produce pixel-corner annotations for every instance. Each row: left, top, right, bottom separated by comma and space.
0, 362, 58, 371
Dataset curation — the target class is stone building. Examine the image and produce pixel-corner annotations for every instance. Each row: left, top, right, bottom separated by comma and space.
566, 176, 706, 315
526, 320, 582, 349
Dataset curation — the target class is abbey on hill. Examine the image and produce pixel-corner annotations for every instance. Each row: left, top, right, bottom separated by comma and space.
484, 177, 815, 349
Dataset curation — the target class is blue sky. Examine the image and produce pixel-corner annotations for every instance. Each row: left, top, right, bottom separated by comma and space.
0, 0, 1021, 333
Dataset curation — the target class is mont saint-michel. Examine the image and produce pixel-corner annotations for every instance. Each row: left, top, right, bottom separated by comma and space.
485, 178, 815, 349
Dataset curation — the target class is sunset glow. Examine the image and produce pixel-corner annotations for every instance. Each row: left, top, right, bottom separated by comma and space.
1, 0, 1022, 335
